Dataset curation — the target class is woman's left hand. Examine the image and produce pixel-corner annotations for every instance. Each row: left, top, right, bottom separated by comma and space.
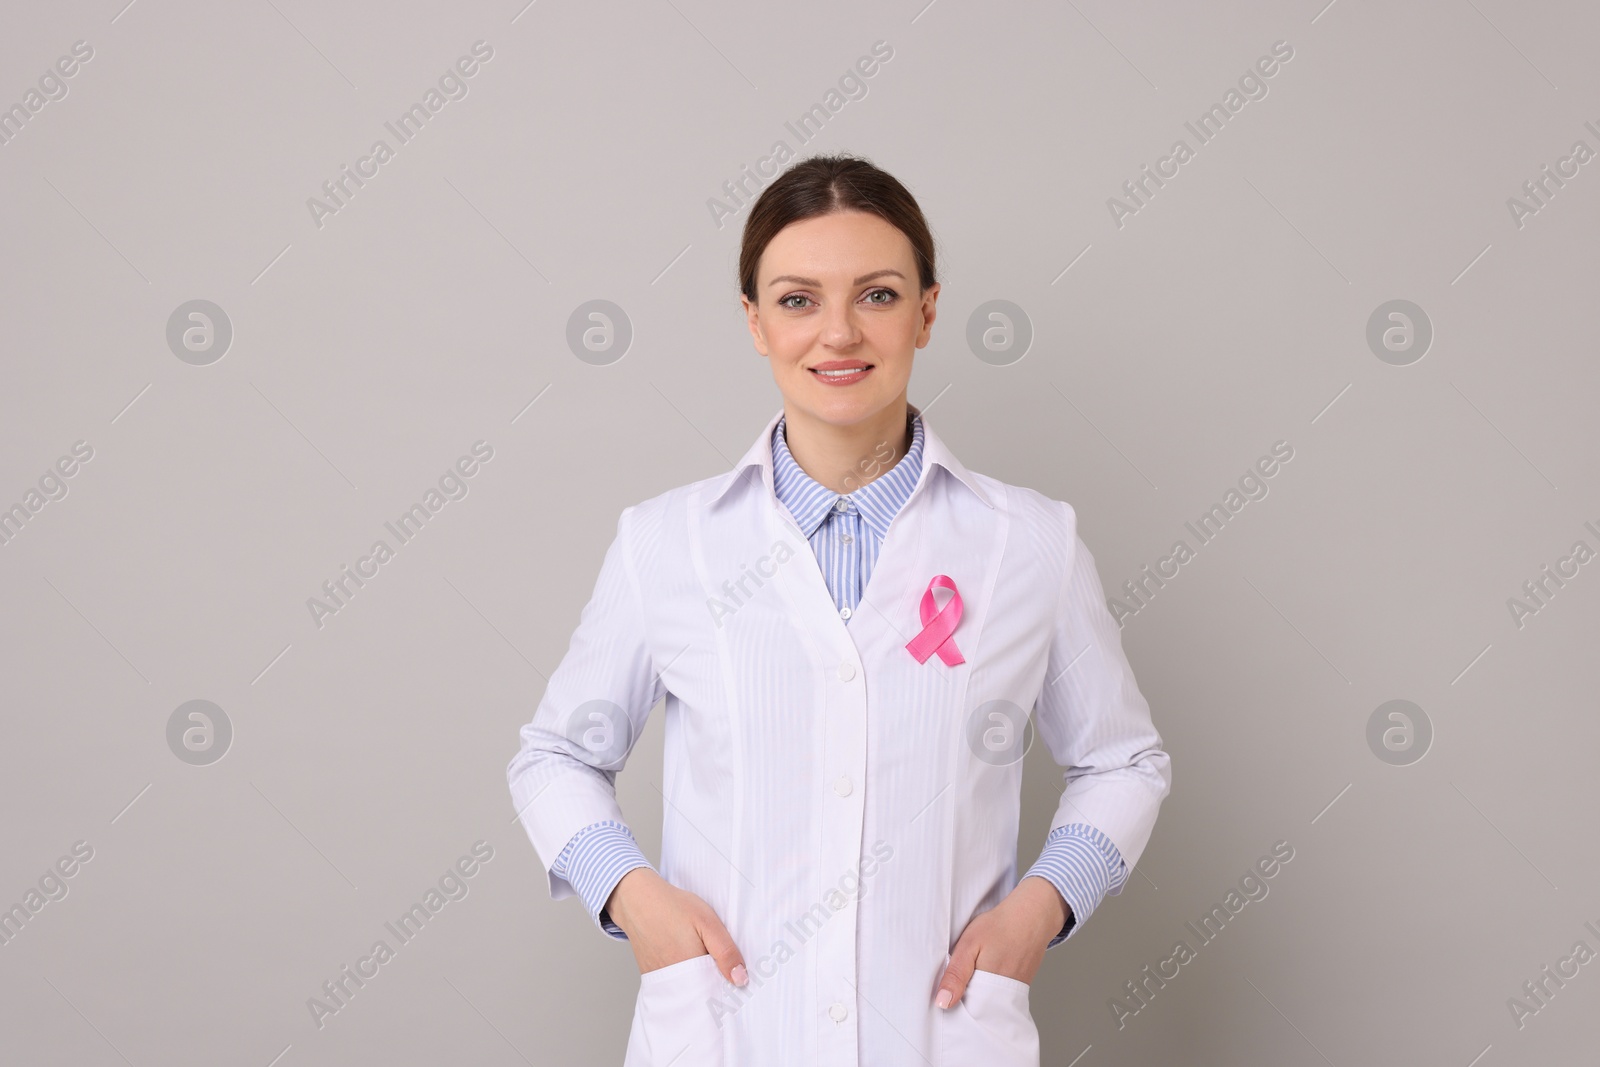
934, 876, 1068, 1009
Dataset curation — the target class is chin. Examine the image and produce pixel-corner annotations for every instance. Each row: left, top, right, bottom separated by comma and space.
800, 392, 900, 424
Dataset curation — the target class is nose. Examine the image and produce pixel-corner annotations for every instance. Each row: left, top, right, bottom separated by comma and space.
818, 300, 862, 348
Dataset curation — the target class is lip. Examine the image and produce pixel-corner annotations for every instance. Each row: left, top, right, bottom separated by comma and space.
809, 360, 874, 385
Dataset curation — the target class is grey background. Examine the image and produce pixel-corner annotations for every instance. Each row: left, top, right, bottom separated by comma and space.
2, 1, 1596, 1064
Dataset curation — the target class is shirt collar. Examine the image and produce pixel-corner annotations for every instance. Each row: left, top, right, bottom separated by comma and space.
704, 401, 994, 513
772, 408, 925, 541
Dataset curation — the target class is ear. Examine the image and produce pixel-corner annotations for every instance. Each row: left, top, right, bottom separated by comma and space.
741, 294, 770, 356
915, 282, 940, 349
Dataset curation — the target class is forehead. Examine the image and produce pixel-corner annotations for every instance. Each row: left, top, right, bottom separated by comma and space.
760, 211, 913, 278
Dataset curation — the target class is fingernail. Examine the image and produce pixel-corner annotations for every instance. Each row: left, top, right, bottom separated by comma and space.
936, 989, 952, 1009
731, 965, 748, 986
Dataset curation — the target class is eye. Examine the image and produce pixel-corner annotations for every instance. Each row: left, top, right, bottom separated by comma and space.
863, 287, 898, 305
778, 293, 813, 309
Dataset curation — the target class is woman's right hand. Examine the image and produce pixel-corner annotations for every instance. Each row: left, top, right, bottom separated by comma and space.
606, 868, 749, 987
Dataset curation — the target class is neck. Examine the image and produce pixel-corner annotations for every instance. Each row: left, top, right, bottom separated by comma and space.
783, 400, 912, 495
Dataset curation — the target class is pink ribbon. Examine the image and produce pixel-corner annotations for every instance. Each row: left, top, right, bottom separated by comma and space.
905, 574, 965, 666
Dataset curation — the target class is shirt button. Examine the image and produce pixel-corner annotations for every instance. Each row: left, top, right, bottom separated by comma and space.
837, 663, 855, 681
841, 533, 853, 544
829, 1002, 848, 1022
835, 498, 849, 512
839, 606, 852, 619
834, 776, 852, 797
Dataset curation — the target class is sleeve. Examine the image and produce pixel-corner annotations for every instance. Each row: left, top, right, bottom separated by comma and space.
507, 504, 666, 904
1022, 823, 1126, 948
550, 820, 656, 940
1030, 504, 1171, 897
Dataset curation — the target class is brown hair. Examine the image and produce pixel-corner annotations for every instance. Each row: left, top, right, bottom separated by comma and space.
738, 153, 937, 304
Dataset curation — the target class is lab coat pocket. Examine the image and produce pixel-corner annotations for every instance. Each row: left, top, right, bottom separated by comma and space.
940, 968, 1040, 1067
636, 953, 728, 1067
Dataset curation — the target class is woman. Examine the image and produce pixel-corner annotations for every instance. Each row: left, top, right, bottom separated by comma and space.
508, 154, 1171, 1067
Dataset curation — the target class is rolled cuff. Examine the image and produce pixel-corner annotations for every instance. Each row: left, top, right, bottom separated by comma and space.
1023, 823, 1126, 948
550, 820, 655, 940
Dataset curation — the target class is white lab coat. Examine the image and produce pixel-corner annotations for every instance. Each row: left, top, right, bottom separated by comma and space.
509, 403, 1171, 1067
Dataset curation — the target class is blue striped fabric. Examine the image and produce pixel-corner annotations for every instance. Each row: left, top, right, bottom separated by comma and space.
769, 409, 927, 619
551, 408, 1126, 946
1026, 823, 1125, 946
550, 818, 649, 938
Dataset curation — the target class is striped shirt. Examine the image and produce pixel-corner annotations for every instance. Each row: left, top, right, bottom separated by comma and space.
551, 409, 1125, 946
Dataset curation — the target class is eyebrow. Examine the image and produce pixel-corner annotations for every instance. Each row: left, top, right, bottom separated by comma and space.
767, 268, 907, 288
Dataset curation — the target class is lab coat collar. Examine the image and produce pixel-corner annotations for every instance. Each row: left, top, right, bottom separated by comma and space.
705, 401, 995, 512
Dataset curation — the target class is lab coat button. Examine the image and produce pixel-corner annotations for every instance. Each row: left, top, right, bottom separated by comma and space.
837, 662, 855, 681
829, 1002, 848, 1022
833, 776, 852, 797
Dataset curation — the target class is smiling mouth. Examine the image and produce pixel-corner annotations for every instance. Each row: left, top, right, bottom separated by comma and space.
809, 363, 874, 383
